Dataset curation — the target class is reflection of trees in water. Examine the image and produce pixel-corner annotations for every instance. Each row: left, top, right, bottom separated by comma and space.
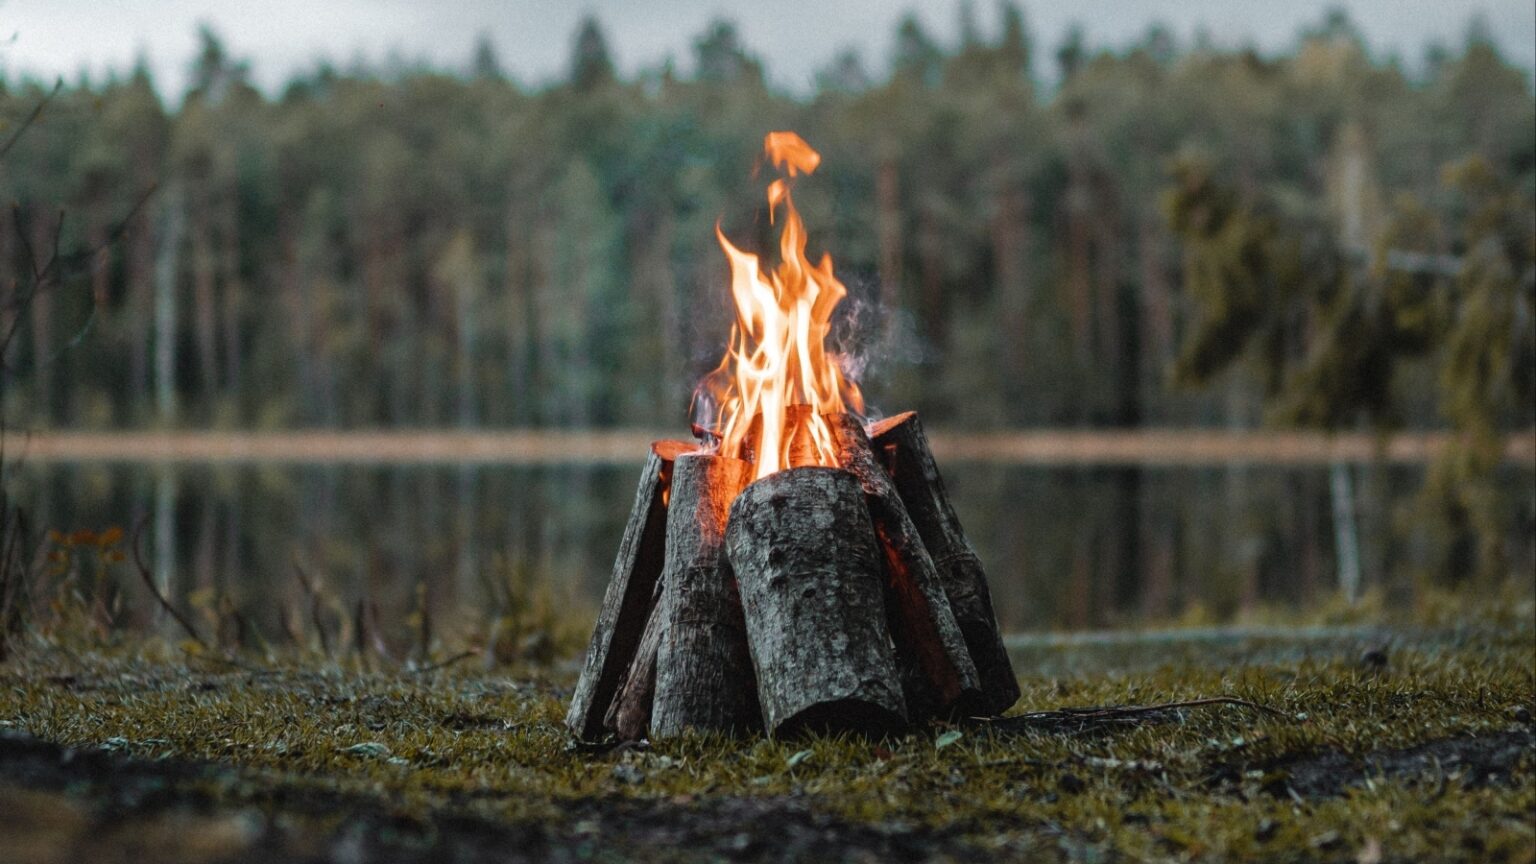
10, 461, 1531, 637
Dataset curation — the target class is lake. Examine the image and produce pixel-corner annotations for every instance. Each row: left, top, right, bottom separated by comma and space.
11, 452, 1532, 644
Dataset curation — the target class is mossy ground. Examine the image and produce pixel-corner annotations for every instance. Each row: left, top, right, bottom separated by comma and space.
1, 602, 1532, 863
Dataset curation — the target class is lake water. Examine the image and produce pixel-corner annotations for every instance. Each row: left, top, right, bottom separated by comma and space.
10, 459, 1533, 641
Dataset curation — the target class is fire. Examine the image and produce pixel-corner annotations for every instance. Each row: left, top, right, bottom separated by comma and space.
694, 132, 863, 481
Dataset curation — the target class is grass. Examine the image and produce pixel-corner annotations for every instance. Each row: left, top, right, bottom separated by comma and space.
0, 598, 1532, 863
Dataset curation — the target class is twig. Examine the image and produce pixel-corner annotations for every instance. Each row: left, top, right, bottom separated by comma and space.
1028, 697, 1287, 720
130, 514, 207, 649
292, 558, 331, 658
0, 78, 62, 162
410, 648, 481, 675
981, 696, 1288, 732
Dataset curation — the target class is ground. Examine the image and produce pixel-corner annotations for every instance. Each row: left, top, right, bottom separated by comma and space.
0, 604, 1532, 863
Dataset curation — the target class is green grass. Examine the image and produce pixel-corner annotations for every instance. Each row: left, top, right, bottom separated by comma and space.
1, 606, 1532, 863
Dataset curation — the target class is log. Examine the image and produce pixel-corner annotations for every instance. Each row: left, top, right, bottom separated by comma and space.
869, 412, 1020, 715
742, 404, 826, 470
652, 453, 761, 738
726, 467, 907, 738
604, 576, 664, 741
565, 440, 693, 740
826, 414, 983, 721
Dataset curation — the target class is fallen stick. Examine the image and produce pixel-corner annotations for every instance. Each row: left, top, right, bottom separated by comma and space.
652, 453, 760, 738
566, 440, 692, 740
827, 414, 983, 721
870, 412, 1021, 715
982, 696, 1289, 734
727, 467, 906, 738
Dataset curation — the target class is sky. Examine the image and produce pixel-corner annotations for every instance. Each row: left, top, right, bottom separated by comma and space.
1, 0, 1532, 99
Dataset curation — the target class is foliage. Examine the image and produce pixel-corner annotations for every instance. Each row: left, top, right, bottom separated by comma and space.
1163, 141, 1535, 583
0, 9, 1526, 436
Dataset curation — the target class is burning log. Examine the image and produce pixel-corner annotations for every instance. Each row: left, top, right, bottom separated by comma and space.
869, 412, 1020, 715
568, 133, 1019, 744
826, 414, 984, 720
565, 440, 692, 740
651, 453, 761, 738
726, 467, 907, 738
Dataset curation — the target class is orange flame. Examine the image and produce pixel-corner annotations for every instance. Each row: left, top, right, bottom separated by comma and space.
694, 132, 863, 481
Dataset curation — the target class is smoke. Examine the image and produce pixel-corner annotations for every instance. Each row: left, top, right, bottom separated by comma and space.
829, 272, 932, 422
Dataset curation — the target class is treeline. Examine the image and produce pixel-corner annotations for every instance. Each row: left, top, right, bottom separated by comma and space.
0, 6, 1531, 432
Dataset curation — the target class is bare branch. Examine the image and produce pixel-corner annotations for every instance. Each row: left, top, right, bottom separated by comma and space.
0, 78, 62, 163
130, 514, 207, 649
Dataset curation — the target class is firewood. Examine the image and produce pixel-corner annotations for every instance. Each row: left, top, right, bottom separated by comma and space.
742, 404, 823, 469
869, 412, 1020, 715
604, 577, 664, 741
651, 453, 761, 738
726, 467, 907, 738
565, 440, 693, 740
826, 414, 984, 721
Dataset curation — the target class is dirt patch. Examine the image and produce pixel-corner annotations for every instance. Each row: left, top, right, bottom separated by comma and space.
1215, 727, 1536, 800
0, 730, 979, 864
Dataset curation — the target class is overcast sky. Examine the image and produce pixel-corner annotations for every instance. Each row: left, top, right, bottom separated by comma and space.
2, 0, 1532, 99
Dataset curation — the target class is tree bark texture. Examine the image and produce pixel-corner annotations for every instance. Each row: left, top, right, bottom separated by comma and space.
652, 453, 760, 738
827, 414, 983, 720
868, 412, 1020, 714
565, 440, 692, 739
726, 467, 906, 738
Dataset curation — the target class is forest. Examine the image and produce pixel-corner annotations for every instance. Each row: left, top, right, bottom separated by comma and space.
0, 6, 1532, 601
0, 9, 1533, 861
0, 7, 1529, 435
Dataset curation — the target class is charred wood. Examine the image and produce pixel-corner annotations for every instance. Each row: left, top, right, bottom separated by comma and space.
565, 440, 692, 740
869, 412, 1020, 715
827, 414, 983, 721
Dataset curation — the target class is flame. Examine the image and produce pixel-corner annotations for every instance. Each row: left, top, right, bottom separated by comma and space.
694, 132, 863, 481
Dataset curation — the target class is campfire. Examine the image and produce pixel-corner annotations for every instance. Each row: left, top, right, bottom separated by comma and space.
567, 132, 1018, 740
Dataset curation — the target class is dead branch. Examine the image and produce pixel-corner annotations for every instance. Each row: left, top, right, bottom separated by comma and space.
292, 558, 331, 658
129, 514, 207, 649
980, 696, 1288, 734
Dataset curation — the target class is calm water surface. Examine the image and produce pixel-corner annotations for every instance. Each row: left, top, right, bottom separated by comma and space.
12, 460, 1534, 637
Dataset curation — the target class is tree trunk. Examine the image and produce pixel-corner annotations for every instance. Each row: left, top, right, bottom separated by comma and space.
652, 453, 760, 738
726, 467, 906, 738
827, 414, 983, 720
154, 189, 185, 424
876, 159, 903, 316
190, 208, 219, 408
868, 412, 1020, 714
565, 440, 693, 740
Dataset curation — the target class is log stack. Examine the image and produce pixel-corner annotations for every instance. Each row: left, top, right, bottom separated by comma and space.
565, 412, 1017, 741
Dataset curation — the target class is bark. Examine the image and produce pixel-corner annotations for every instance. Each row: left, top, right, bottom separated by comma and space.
604, 575, 664, 741
652, 453, 759, 738
827, 415, 983, 720
726, 467, 906, 738
564, 440, 693, 739
868, 412, 1020, 714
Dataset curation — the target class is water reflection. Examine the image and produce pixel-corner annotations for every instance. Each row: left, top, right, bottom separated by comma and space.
11, 460, 1534, 637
